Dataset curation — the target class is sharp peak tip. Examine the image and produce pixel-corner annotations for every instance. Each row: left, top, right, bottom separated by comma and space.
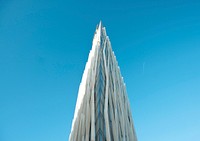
98, 20, 102, 28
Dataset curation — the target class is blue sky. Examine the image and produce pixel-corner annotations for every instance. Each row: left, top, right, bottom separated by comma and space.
0, 0, 200, 141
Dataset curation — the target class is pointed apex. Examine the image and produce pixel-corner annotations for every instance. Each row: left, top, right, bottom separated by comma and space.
94, 21, 103, 42
98, 20, 102, 30
97, 20, 102, 30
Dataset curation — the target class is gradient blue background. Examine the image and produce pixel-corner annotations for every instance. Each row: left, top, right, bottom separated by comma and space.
0, 0, 200, 141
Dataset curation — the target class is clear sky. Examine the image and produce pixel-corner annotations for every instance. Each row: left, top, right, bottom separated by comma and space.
0, 0, 200, 141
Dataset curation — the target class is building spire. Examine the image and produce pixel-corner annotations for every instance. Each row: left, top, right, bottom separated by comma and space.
95, 20, 102, 43
69, 22, 138, 141
98, 20, 102, 30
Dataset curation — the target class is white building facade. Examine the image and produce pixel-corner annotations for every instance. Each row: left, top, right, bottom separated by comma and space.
69, 22, 137, 141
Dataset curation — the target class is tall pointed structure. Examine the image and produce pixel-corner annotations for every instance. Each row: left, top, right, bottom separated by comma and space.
69, 22, 137, 141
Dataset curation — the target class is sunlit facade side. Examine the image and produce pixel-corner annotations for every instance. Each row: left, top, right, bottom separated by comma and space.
69, 22, 137, 141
